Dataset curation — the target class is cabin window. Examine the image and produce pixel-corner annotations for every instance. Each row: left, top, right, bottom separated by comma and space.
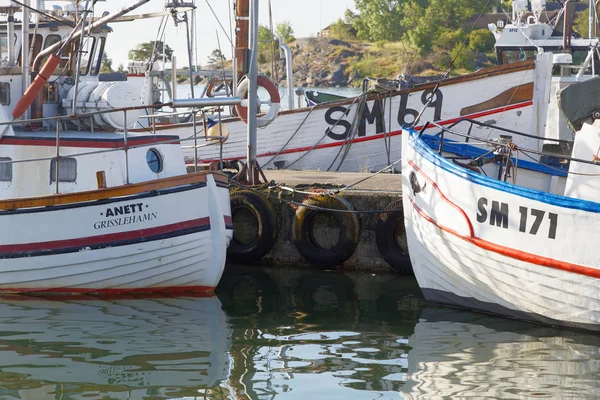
43, 34, 62, 52
79, 36, 96, 76
18, 34, 43, 67
0, 82, 9, 105
50, 157, 77, 183
90, 37, 106, 76
146, 149, 163, 173
0, 158, 12, 182
40, 34, 64, 70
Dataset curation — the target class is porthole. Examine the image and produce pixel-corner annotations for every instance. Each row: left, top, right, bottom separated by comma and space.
146, 148, 163, 173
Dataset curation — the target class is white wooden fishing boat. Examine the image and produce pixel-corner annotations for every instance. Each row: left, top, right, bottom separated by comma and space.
176, 0, 596, 172
401, 48, 600, 329
0, 1, 233, 295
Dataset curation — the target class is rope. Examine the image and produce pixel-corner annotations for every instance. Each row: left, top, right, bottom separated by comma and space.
284, 94, 365, 169
229, 180, 402, 214
411, 0, 496, 128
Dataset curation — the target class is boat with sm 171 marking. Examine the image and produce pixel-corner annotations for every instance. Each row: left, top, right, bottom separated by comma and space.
401, 52, 600, 329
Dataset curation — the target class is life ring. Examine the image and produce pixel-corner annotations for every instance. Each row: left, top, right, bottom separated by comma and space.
234, 75, 281, 128
293, 195, 360, 268
227, 190, 277, 263
375, 199, 411, 273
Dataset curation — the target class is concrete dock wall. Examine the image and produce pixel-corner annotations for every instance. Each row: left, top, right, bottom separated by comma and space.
229, 171, 411, 273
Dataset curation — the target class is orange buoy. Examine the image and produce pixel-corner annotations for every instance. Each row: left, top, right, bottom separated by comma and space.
235, 75, 281, 128
12, 54, 61, 119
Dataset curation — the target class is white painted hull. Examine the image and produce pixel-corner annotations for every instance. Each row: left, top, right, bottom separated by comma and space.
149, 66, 536, 172
0, 175, 231, 294
402, 129, 600, 330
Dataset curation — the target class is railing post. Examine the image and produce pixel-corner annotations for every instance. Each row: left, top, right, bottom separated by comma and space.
193, 111, 198, 172
152, 114, 156, 135
124, 110, 129, 184
55, 121, 60, 194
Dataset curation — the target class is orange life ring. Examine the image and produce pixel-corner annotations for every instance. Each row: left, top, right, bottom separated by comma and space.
235, 75, 281, 128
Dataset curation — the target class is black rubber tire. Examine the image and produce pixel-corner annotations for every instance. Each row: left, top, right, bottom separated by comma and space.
376, 199, 412, 273
293, 195, 360, 268
227, 190, 277, 263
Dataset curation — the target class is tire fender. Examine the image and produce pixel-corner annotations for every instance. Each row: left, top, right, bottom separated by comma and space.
227, 190, 277, 263
293, 195, 360, 268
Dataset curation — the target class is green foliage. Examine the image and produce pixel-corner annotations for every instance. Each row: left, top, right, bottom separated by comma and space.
100, 52, 112, 73
258, 25, 277, 63
328, 18, 357, 40
451, 44, 476, 70
573, 11, 591, 38
117, 63, 124, 73
352, 0, 403, 41
128, 41, 173, 63
468, 29, 495, 53
276, 21, 295, 43
400, 0, 494, 54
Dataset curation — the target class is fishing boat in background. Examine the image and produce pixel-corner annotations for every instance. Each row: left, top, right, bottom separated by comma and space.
304, 89, 347, 106
401, 47, 600, 330
0, 0, 234, 295
186, 0, 599, 172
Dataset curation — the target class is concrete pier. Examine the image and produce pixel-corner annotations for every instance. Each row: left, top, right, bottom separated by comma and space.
229, 170, 410, 273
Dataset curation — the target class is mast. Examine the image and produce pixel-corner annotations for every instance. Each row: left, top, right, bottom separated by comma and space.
235, 0, 249, 75
21, 0, 30, 115
246, 0, 258, 184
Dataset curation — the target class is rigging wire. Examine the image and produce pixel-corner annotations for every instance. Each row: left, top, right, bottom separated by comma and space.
411, 0, 495, 128
204, 0, 233, 46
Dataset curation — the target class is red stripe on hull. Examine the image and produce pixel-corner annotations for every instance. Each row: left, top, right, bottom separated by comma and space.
0, 217, 210, 253
407, 160, 600, 280
196, 101, 533, 163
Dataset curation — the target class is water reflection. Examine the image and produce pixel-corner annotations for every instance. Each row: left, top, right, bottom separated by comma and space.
0, 297, 231, 399
0, 267, 598, 399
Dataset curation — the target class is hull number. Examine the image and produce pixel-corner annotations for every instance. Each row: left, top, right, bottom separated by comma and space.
477, 197, 558, 239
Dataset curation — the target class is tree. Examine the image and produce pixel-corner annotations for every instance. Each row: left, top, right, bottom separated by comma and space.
275, 21, 295, 43
401, 0, 494, 54
352, 0, 403, 41
207, 48, 226, 66
117, 63, 124, 73
258, 25, 277, 63
328, 18, 357, 40
128, 41, 173, 63
100, 52, 113, 73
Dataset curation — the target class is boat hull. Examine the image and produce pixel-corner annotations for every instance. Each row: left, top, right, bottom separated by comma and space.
0, 173, 231, 295
138, 62, 536, 172
402, 129, 600, 330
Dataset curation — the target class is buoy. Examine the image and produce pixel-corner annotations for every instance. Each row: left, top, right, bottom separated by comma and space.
227, 190, 277, 263
376, 199, 411, 273
12, 54, 61, 119
293, 195, 360, 268
234, 75, 280, 128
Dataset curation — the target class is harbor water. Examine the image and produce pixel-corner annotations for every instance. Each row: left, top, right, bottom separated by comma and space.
0, 265, 599, 399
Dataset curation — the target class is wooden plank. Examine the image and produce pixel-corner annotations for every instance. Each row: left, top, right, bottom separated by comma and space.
460, 83, 533, 116
0, 171, 229, 211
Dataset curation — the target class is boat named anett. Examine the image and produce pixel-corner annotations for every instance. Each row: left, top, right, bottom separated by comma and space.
0, 0, 234, 295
